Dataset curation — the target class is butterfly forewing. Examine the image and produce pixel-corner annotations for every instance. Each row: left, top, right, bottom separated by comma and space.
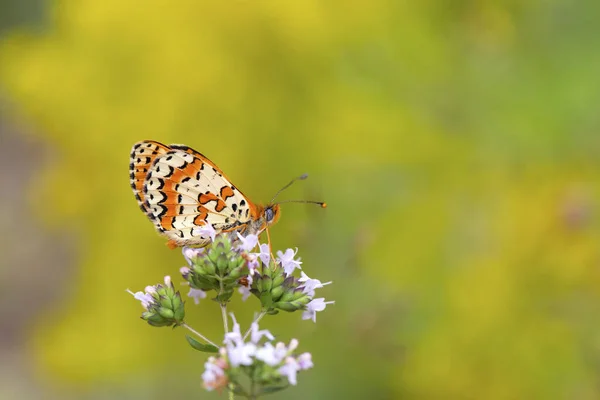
130, 140, 260, 246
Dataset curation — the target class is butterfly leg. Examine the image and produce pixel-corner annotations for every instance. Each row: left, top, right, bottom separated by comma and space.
265, 226, 277, 263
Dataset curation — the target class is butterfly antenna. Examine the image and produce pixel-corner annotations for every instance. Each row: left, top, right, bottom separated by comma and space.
275, 199, 327, 208
270, 174, 309, 203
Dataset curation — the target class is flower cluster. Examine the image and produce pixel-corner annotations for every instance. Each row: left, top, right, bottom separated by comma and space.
245, 252, 334, 321
202, 314, 313, 394
180, 231, 248, 303
180, 227, 334, 321
128, 276, 185, 327
129, 225, 333, 398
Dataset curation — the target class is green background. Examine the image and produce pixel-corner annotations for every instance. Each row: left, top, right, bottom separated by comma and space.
1, 1, 600, 399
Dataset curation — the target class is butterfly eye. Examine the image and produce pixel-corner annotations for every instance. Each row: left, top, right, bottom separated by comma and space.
265, 207, 275, 223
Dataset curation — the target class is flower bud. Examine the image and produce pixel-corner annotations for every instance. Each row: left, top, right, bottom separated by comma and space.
273, 301, 302, 312
158, 307, 175, 319
262, 275, 273, 293
278, 289, 296, 303
132, 276, 186, 327
270, 285, 284, 302
272, 272, 286, 288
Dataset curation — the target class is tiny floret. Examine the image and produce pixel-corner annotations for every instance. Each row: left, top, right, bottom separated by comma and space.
257, 243, 271, 265
182, 246, 204, 265
246, 256, 259, 276
249, 321, 275, 344
278, 356, 300, 385
187, 287, 207, 304
202, 357, 228, 391
238, 285, 252, 301
276, 248, 302, 275
129, 289, 153, 309
298, 271, 332, 296
302, 298, 335, 323
235, 232, 259, 252
297, 352, 313, 370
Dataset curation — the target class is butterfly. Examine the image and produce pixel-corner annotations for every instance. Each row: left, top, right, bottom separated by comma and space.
129, 140, 325, 248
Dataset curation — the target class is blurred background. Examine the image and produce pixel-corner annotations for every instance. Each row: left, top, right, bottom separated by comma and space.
2, 0, 600, 399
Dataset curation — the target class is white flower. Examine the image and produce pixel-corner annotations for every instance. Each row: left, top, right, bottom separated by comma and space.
298, 271, 332, 296
249, 321, 274, 344
238, 285, 252, 301
223, 314, 259, 367
193, 224, 217, 242
255, 342, 280, 366
182, 246, 204, 265
297, 352, 313, 370
187, 287, 207, 304
129, 289, 154, 309
246, 256, 259, 276
302, 298, 335, 323
258, 243, 271, 265
227, 341, 257, 367
127, 275, 172, 309
144, 285, 157, 294
199, 317, 314, 390
278, 356, 300, 385
236, 233, 259, 252
202, 357, 227, 391
224, 313, 243, 345
276, 248, 302, 275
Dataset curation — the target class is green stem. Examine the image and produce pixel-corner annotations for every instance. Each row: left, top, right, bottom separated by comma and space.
242, 310, 267, 341
181, 323, 218, 348
221, 302, 229, 334
219, 279, 229, 334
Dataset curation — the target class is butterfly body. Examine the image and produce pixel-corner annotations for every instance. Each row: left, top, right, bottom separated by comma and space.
130, 140, 280, 247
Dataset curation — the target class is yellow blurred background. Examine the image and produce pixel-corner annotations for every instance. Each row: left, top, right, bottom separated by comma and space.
2, 0, 600, 399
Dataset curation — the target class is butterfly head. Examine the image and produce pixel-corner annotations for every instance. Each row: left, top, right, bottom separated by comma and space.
251, 203, 281, 234
264, 204, 281, 226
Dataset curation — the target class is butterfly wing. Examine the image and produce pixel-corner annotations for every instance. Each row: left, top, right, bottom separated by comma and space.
129, 140, 172, 226
139, 143, 260, 246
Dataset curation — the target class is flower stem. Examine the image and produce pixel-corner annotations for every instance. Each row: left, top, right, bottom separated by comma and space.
221, 303, 229, 334
218, 278, 229, 334
242, 310, 267, 341
181, 323, 218, 348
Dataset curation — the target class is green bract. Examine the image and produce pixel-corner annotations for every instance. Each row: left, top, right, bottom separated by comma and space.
183, 234, 247, 303
140, 282, 185, 328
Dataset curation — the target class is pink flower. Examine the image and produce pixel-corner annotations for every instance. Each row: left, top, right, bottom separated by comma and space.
276, 248, 302, 275
298, 271, 332, 296
236, 233, 259, 252
302, 298, 335, 323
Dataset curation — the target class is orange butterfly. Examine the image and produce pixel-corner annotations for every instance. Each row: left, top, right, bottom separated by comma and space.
129, 140, 325, 248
